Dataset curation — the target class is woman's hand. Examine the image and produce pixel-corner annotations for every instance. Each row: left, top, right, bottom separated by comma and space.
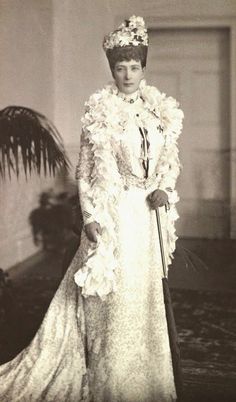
147, 189, 168, 209
84, 222, 102, 243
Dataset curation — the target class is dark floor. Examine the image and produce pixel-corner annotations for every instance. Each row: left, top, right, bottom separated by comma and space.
0, 237, 236, 402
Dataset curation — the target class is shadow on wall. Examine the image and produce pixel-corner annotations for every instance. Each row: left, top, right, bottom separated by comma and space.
29, 187, 83, 253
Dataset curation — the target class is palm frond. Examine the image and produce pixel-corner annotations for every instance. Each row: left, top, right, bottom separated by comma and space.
0, 106, 71, 179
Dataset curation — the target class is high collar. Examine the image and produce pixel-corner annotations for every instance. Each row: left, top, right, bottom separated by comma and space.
117, 89, 141, 104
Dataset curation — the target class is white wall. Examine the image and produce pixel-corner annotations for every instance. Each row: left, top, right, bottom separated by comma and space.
0, 0, 58, 269
52, 0, 114, 166
0, 0, 54, 116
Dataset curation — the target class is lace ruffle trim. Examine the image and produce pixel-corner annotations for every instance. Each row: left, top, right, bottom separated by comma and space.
74, 80, 184, 298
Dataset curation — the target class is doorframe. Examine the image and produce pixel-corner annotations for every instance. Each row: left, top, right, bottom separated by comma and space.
144, 16, 236, 239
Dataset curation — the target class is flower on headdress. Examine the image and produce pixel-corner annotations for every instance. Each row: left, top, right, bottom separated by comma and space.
119, 32, 133, 46
128, 15, 145, 29
103, 15, 149, 50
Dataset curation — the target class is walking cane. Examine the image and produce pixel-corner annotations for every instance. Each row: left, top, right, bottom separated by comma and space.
155, 207, 184, 402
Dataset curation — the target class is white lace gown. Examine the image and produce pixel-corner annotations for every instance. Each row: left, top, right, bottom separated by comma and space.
82, 98, 176, 402
0, 96, 177, 402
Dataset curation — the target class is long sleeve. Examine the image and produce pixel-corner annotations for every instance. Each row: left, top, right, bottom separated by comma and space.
75, 130, 95, 225
157, 95, 183, 195
158, 141, 181, 193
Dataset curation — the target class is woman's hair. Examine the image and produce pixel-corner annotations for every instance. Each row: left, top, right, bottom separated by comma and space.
106, 45, 148, 71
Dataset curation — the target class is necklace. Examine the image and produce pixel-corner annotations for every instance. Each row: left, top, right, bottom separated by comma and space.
117, 89, 141, 103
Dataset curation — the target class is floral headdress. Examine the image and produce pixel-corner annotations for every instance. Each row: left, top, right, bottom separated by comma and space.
103, 15, 149, 51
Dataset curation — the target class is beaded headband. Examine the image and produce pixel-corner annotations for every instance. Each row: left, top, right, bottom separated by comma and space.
103, 15, 149, 51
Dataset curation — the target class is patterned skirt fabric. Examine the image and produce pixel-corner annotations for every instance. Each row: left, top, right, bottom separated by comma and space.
84, 185, 176, 402
0, 185, 176, 402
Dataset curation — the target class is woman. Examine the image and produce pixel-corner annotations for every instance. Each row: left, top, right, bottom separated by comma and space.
0, 16, 183, 402
74, 16, 183, 402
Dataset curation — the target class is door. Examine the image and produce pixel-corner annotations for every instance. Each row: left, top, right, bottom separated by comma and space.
147, 28, 230, 238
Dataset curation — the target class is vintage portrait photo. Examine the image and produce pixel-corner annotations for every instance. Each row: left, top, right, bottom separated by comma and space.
0, 1, 235, 401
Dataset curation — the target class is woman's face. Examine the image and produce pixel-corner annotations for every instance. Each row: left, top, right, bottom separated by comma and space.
112, 59, 145, 94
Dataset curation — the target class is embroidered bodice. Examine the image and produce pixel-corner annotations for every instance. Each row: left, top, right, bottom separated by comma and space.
113, 97, 165, 179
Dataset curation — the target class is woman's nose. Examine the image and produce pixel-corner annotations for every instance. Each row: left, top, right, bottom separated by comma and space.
125, 69, 131, 80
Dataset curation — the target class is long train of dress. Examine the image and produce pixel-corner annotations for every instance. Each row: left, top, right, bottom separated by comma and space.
0, 186, 176, 402
0, 241, 89, 401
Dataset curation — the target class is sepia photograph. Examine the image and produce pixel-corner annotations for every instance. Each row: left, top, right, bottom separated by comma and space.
0, 1, 235, 401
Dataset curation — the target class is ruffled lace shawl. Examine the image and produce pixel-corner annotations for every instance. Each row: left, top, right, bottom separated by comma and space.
74, 80, 184, 299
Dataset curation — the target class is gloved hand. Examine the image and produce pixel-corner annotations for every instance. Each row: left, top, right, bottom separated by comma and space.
84, 221, 102, 243
147, 189, 168, 209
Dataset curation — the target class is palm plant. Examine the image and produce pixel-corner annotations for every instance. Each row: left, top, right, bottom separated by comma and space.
0, 106, 70, 178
